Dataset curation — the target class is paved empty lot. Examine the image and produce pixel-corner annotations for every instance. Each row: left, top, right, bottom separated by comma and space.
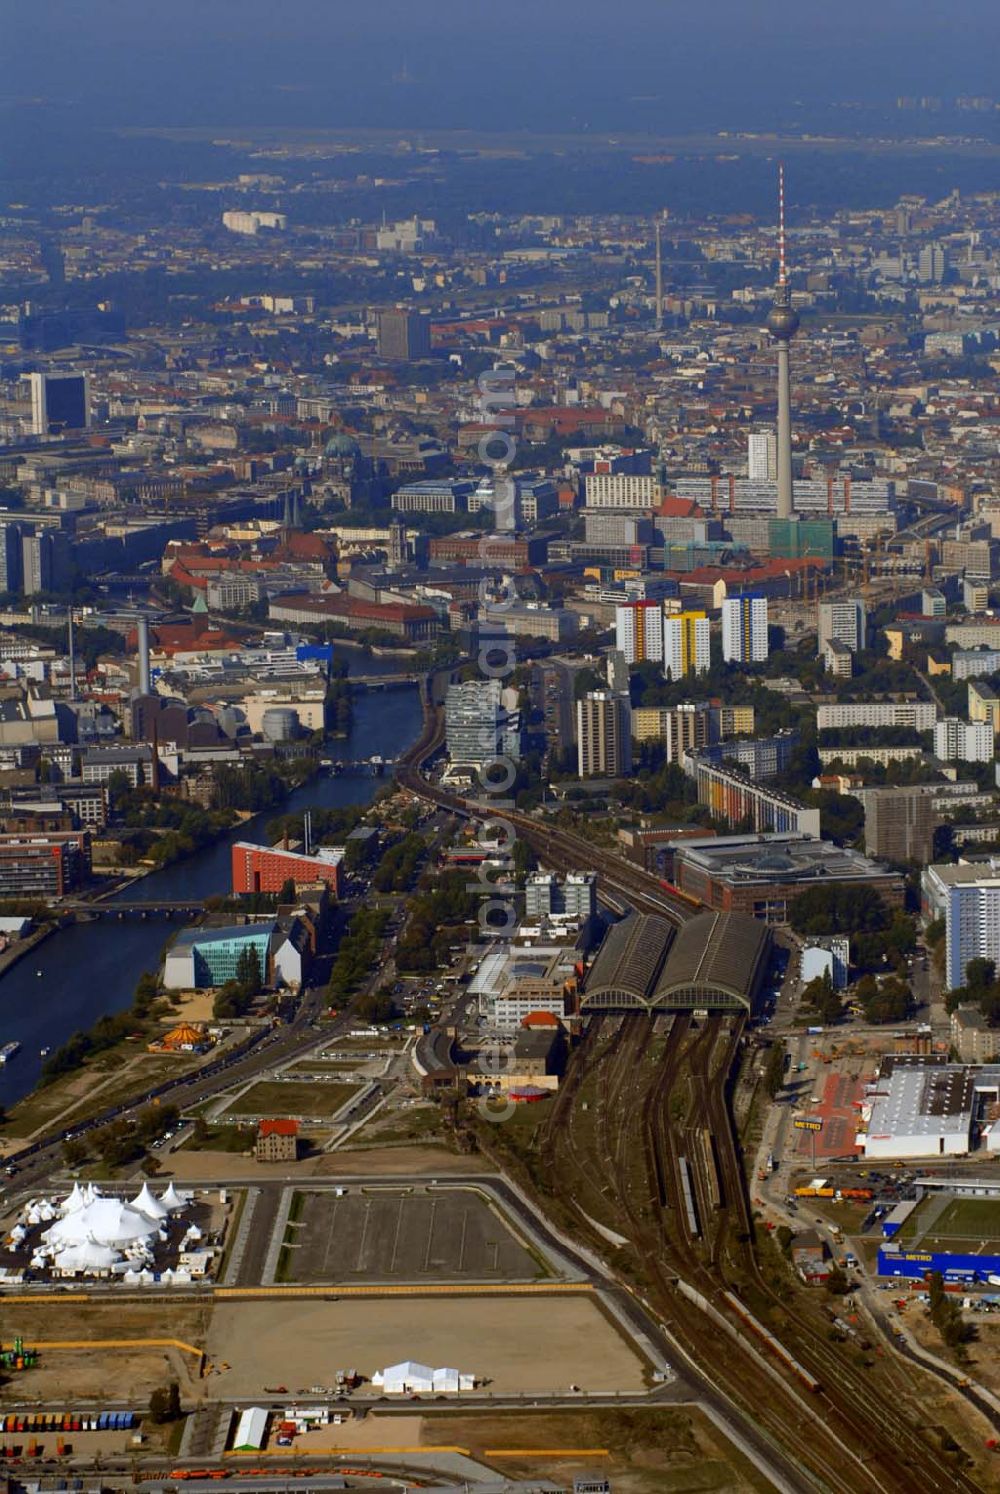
206, 1297, 646, 1398
281, 1188, 545, 1283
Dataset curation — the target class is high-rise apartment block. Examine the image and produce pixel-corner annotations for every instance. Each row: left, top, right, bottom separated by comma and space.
963, 577, 990, 613
614, 600, 664, 665
28, 372, 90, 436
631, 701, 756, 761
923, 862, 1000, 990
22, 529, 71, 595
818, 599, 866, 656
924, 863, 1000, 990
721, 595, 768, 664
663, 611, 710, 679
576, 691, 632, 778
525, 871, 598, 922
968, 680, 1000, 733
632, 703, 711, 761
376, 308, 432, 361
748, 430, 777, 482
933, 718, 995, 764
0, 524, 23, 593
583, 473, 660, 508
863, 787, 936, 866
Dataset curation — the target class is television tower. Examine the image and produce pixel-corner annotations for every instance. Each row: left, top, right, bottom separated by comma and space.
654, 217, 663, 330
767, 164, 799, 520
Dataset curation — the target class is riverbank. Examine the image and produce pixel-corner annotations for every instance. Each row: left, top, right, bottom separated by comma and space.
0, 922, 59, 982
0, 687, 422, 1113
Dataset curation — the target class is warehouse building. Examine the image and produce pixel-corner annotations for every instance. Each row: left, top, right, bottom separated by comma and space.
581, 909, 770, 1014
859, 1055, 1000, 1161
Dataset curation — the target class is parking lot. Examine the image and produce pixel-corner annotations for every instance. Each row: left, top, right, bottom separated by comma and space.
280, 1187, 546, 1283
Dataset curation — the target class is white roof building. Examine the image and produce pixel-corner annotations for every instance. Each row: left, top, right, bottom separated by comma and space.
233, 1407, 269, 1451
860, 1058, 1000, 1160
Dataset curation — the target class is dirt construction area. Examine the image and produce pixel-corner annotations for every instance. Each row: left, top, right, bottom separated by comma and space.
206, 1297, 647, 1398
282, 1188, 546, 1283
0, 1301, 210, 1406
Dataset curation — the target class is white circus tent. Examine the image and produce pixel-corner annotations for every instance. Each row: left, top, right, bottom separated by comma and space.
131, 1182, 169, 1221
43, 1195, 160, 1250
160, 1182, 189, 1212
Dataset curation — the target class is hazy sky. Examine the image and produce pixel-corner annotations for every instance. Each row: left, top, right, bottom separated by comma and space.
5, 1, 1000, 133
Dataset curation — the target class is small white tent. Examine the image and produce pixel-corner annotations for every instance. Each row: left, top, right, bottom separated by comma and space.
373, 1360, 435, 1394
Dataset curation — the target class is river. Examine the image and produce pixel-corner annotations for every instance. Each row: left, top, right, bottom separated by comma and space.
0, 683, 422, 1109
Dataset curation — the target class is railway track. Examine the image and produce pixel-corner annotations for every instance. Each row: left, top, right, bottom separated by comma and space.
637, 1016, 982, 1494
401, 682, 983, 1491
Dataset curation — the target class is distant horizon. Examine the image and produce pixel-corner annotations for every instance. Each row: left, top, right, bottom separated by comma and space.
6, 1, 1000, 137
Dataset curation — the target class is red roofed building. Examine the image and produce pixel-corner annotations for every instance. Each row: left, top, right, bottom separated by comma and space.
255, 1118, 299, 1163
521, 1011, 561, 1030
428, 533, 549, 567
127, 620, 244, 658
658, 495, 704, 519
267, 592, 439, 641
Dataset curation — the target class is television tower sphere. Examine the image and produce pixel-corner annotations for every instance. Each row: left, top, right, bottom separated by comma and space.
767, 291, 800, 341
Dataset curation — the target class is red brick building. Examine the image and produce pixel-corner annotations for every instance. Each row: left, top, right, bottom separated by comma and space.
232, 840, 344, 897
255, 1118, 299, 1163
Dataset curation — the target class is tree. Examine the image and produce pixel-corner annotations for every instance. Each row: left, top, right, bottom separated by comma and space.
235, 944, 262, 996
62, 1137, 87, 1168
763, 1041, 786, 1098
859, 976, 911, 1024
802, 972, 842, 1024
826, 1266, 849, 1296
355, 989, 396, 1024
965, 957, 996, 992
278, 877, 297, 905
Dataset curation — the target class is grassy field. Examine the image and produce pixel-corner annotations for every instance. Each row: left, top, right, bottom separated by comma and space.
224, 1079, 359, 1118
360, 1104, 447, 1145
181, 1121, 254, 1153
421, 1407, 776, 1494
1, 1048, 197, 1141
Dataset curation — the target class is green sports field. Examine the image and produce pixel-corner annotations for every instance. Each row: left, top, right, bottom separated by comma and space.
898, 1195, 1000, 1254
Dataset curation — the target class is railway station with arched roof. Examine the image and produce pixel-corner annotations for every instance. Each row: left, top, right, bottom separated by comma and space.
581, 909, 770, 1015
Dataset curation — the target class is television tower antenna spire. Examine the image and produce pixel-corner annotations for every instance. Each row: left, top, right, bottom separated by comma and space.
778, 161, 787, 287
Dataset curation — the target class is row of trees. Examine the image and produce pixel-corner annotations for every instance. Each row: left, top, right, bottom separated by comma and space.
928, 1271, 975, 1358
328, 906, 390, 1003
